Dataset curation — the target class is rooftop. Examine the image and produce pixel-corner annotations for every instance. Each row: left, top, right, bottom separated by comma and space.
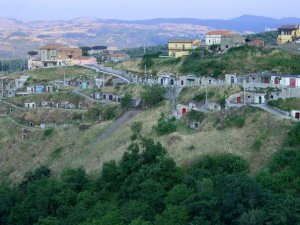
40, 44, 66, 50
206, 30, 236, 36
168, 39, 194, 43
278, 25, 300, 30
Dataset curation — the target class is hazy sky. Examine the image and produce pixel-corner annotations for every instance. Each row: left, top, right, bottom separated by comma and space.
1, 0, 300, 21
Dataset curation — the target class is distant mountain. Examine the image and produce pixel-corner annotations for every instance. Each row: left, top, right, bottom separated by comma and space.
1, 15, 300, 59
91, 15, 300, 33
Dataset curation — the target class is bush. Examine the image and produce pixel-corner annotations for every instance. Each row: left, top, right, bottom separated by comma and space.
121, 93, 133, 110
287, 123, 300, 147
186, 110, 205, 123
43, 128, 55, 138
130, 121, 143, 135
103, 106, 117, 120
141, 85, 166, 107
85, 107, 101, 121
154, 115, 177, 136
252, 139, 263, 151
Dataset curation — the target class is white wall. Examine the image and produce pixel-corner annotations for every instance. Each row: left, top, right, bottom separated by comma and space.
205, 35, 222, 46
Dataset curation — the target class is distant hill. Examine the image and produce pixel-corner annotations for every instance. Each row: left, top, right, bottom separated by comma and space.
1, 15, 300, 59
89, 15, 300, 33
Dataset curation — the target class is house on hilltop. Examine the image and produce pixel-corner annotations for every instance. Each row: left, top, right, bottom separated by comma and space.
28, 44, 97, 69
277, 25, 300, 45
168, 39, 200, 58
205, 30, 245, 51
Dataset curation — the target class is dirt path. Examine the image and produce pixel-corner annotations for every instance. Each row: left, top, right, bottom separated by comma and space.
92, 110, 140, 146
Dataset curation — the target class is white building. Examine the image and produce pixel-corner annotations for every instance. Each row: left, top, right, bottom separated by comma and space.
24, 102, 36, 109
205, 30, 234, 46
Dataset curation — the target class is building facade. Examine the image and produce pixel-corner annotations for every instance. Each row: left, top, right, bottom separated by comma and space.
168, 39, 199, 58
205, 30, 245, 50
277, 25, 300, 45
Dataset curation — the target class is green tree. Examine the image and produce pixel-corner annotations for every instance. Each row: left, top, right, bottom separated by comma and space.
141, 85, 166, 107
155, 205, 188, 225
120, 93, 133, 110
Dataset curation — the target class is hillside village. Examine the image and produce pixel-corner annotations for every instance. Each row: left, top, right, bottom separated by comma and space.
10, 4, 300, 225
0, 25, 300, 140
1, 18, 300, 224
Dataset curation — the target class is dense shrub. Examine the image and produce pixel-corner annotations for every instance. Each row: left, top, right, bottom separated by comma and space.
141, 85, 166, 107
154, 115, 177, 135
121, 93, 133, 110
286, 122, 300, 147
43, 128, 55, 138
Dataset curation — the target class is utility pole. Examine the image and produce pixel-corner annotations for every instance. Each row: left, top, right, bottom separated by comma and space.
144, 65, 147, 83
1, 79, 4, 99
102, 72, 105, 88
243, 80, 246, 105
64, 72, 66, 86
205, 85, 208, 109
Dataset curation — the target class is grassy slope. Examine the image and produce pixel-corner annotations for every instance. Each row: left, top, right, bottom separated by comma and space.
0, 98, 292, 182
269, 98, 300, 111
178, 86, 243, 104
8, 92, 89, 107
110, 46, 300, 77
9, 66, 99, 84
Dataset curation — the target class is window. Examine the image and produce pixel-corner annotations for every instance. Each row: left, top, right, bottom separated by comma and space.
231, 76, 234, 84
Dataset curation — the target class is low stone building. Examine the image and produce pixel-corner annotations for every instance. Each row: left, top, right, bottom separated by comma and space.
24, 102, 36, 109
291, 110, 300, 120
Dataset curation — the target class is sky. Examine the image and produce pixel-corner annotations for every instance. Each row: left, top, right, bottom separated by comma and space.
1, 0, 300, 21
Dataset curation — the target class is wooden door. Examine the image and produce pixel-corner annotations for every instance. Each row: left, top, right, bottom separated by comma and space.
290, 78, 296, 88
237, 97, 241, 104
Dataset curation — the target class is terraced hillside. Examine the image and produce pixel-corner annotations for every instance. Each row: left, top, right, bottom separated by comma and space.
110, 46, 300, 77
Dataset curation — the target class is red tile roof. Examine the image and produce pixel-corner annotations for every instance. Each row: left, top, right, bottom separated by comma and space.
206, 30, 235, 36
40, 44, 66, 50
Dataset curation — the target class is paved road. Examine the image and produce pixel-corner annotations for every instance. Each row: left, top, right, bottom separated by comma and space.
82, 64, 132, 83
251, 104, 292, 120
92, 110, 140, 147
226, 103, 295, 120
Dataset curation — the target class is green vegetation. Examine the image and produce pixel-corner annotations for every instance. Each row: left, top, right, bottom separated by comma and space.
23, 66, 98, 83
213, 108, 250, 130
112, 46, 300, 77
121, 93, 133, 110
141, 85, 166, 107
130, 121, 143, 140
180, 46, 300, 76
154, 114, 177, 135
85, 105, 120, 122
186, 110, 205, 123
43, 128, 55, 138
245, 30, 278, 46
123, 45, 167, 58
1, 131, 300, 224
179, 86, 242, 105
268, 98, 300, 111
9, 92, 88, 107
